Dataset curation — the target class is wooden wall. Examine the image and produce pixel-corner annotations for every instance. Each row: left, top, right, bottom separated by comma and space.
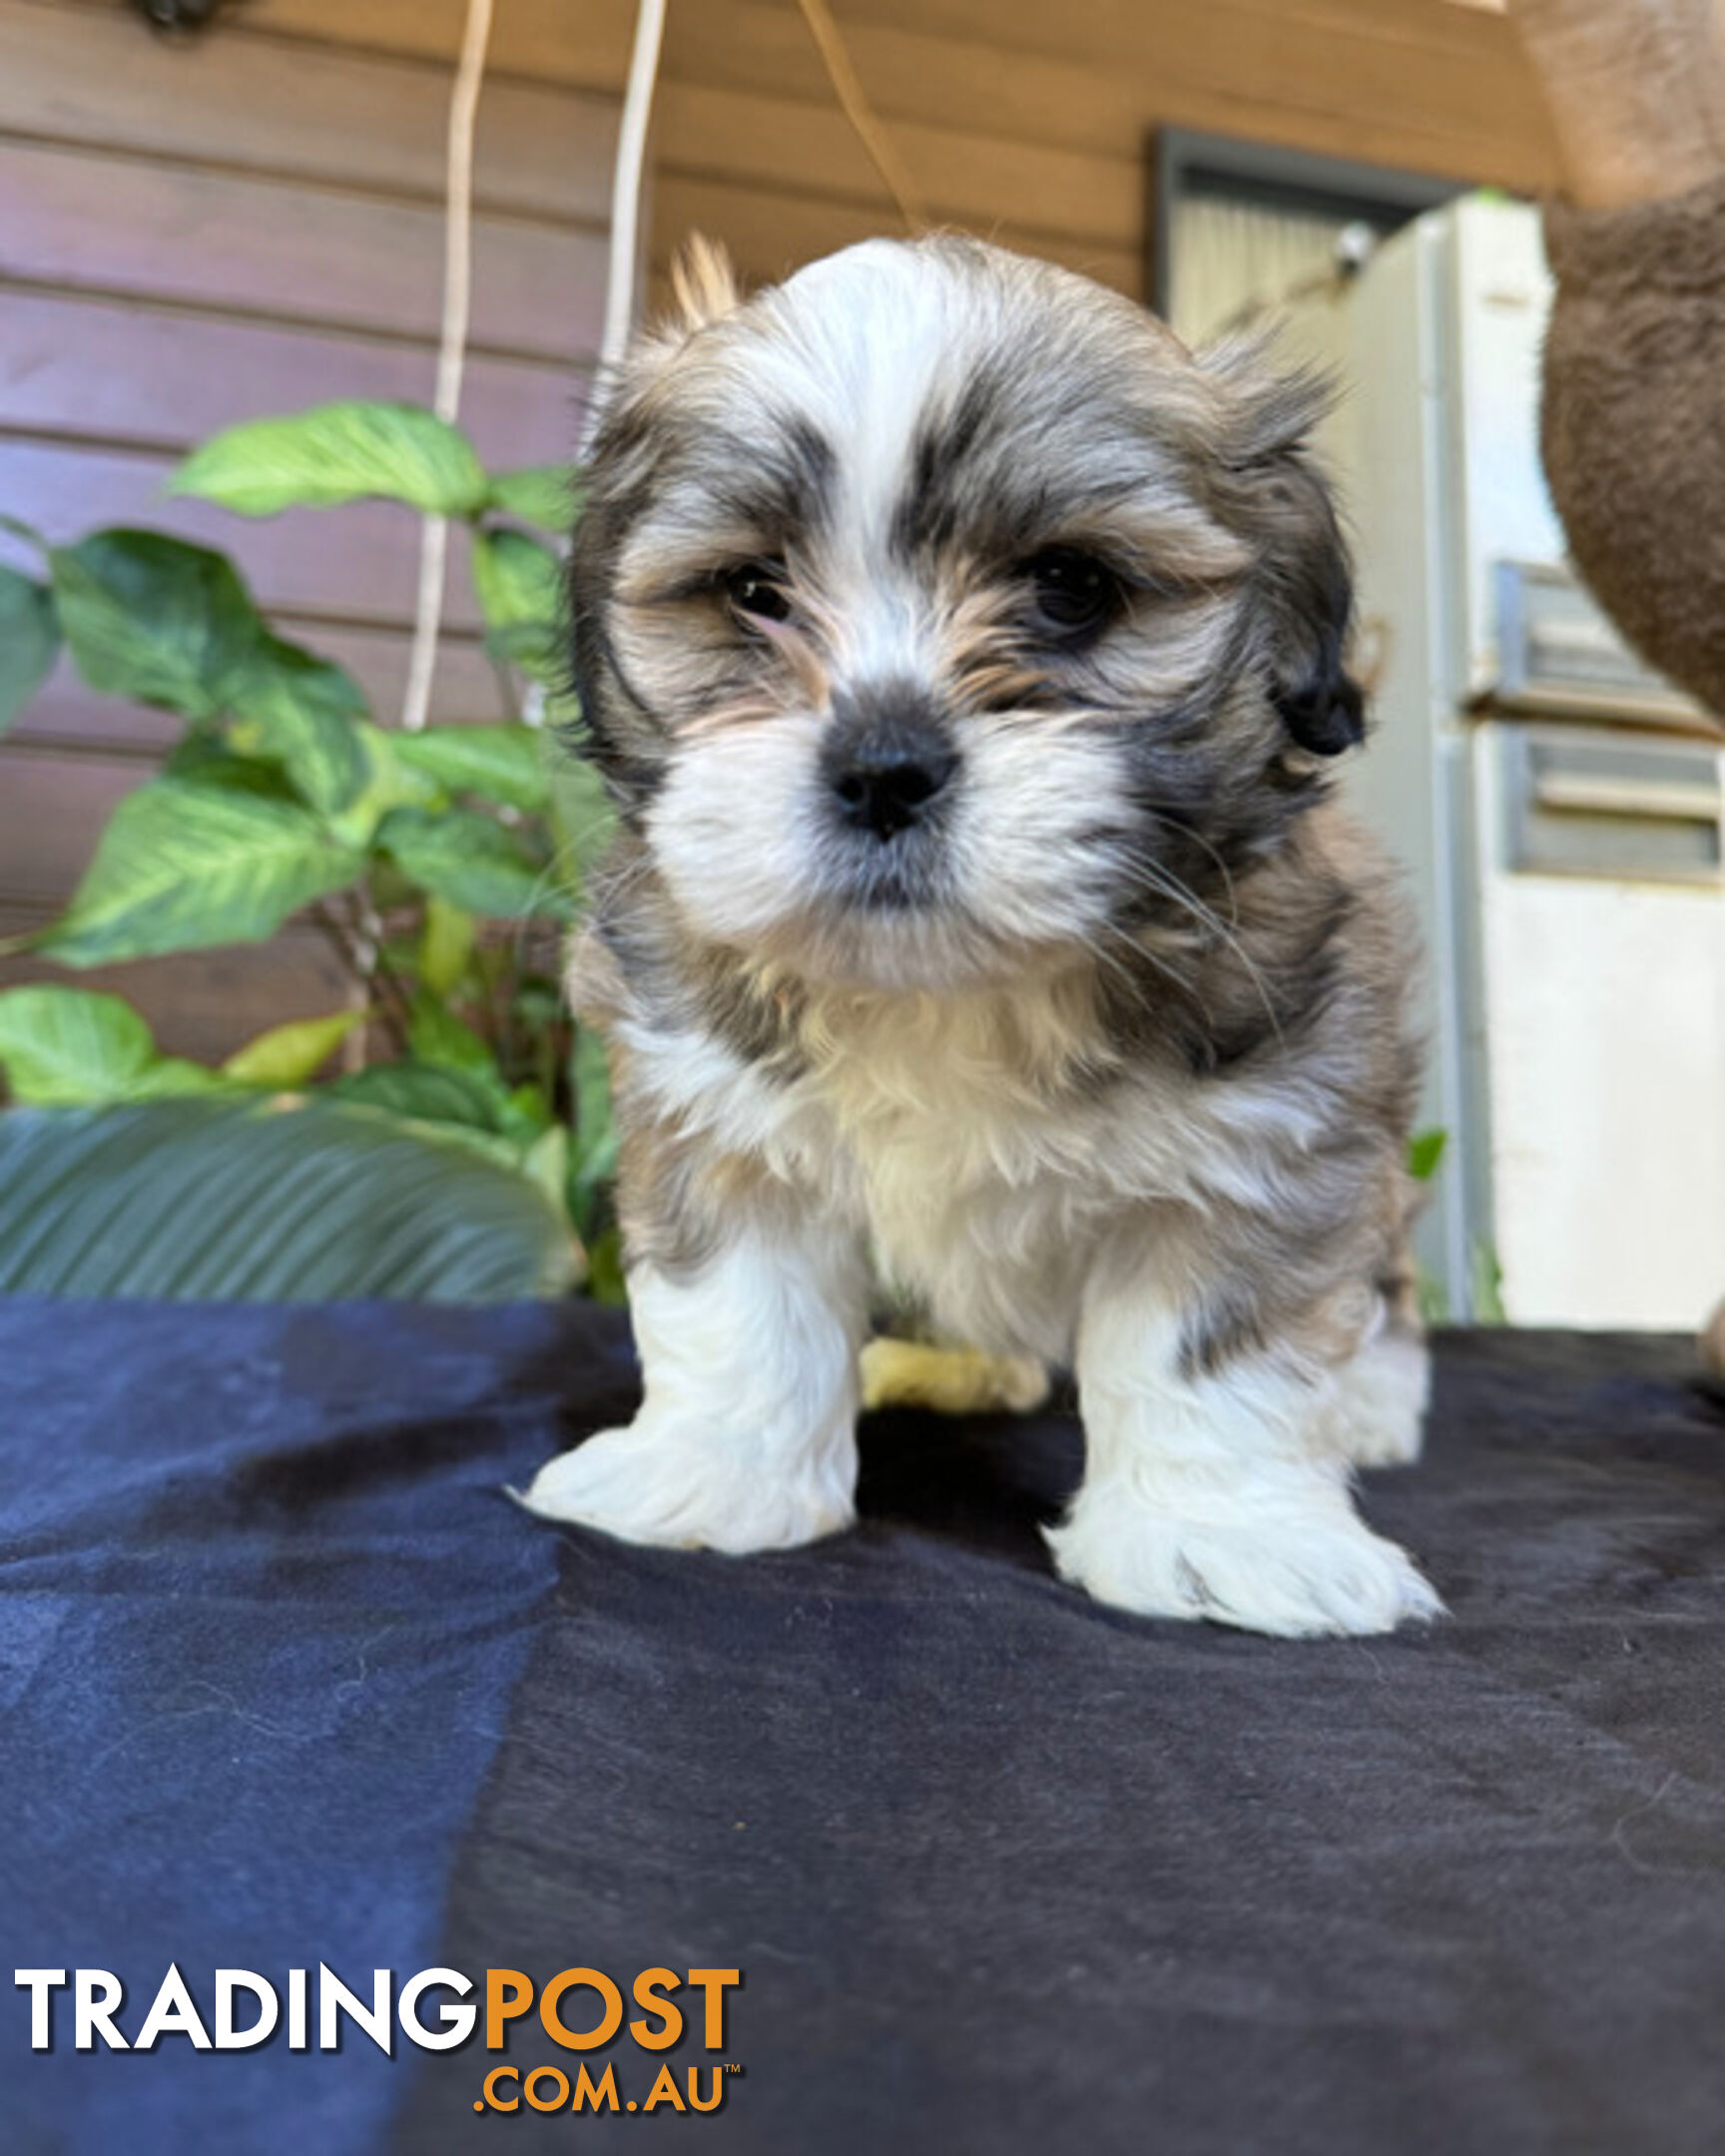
644, 0, 1559, 300
2, 0, 1556, 1058
0, 0, 626, 1057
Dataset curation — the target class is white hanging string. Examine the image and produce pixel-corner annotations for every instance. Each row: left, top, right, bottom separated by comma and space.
400, 0, 495, 734
581, 0, 669, 458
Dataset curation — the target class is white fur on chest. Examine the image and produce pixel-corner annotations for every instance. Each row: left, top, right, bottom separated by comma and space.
614, 981, 1329, 1356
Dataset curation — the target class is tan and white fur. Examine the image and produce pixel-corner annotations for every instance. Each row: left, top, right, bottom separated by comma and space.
523, 236, 1440, 1639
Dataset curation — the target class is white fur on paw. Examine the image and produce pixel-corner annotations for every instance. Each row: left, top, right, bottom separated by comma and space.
517, 1418, 854, 1555
1044, 1483, 1442, 1639
1322, 1331, 1431, 1470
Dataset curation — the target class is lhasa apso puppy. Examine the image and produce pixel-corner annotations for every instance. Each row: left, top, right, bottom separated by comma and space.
523, 236, 1439, 1639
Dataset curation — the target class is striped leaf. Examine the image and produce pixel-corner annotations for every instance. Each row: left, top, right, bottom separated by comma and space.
0, 1097, 578, 1302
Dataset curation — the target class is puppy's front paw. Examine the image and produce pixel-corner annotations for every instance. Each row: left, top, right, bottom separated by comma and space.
1044, 1479, 1441, 1639
1322, 1330, 1431, 1470
518, 1416, 854, 1555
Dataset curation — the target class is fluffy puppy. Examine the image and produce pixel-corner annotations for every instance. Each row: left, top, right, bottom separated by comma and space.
523, 235, 1439, 1639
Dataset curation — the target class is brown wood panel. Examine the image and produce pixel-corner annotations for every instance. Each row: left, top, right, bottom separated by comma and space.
655, 79, 1139, 248
646, 3, 1552, 311
0, 139, 608, 360
0, 0, 619, 223
193, 0, 1554, 193
660, 2, 1139, 157
659, 0, 1552, 187
0, 438, 495, 633
791, 0, 1536, 92
0, 291, 589, 466
652, 174, 1141, 298
221, 0, 639, 91
0, 746, 161, 899
229, 0, 1553, 193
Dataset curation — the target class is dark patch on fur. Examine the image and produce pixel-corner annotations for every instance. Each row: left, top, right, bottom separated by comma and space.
1179, 1279, 1271, 1381
1212, 450, 1366, 758
565, 408, 837, 820
705, 415, 838, 547
1094, 875, 1354, 1079
587, 837, 807, 1079
891, 370, 1004, 561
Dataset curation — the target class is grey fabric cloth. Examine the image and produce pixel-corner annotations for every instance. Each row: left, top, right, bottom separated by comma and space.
401, 1326, 1725, 2156
6, 1304, 1724, 2152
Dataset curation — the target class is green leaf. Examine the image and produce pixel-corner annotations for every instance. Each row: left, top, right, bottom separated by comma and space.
0, 986, 235, 1105
0, 985, 158, 1104
472, 527, 563, 684
472, 527, 561, 628
546, 744, 617, 887
323, 721, 443, 849
586, 1223, 628, 1307
485, 620, 564, 685
1469, 1239, 1507, 1327
172, 400, 487, 518
1407, 1128, 1447, 1182
127, 1057, 235, 1099
407, 987, 498, 1079
331, 1058, 505, 1133
505, 1081, 553, 1138
228, 636, 370, 814
0, 1097, 578, 1301
485, 465, 580, 532
0, 513, 46, 551
521, 1123, 572, 1230
417, 894, 476, 997
390, 722, 550, 812
162, 731, 301, 802
50, 530, 263, 720
0, 565, 59, 732
376, 805, 567, 921
34, 777, 364, 966
568, 1023, 617, 1243
222, 1008, 364, 1086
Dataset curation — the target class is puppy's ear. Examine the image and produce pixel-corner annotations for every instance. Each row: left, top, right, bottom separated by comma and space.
626, 237, 745, 380
669, 235, 744, 334
1206, 345, 1365, 758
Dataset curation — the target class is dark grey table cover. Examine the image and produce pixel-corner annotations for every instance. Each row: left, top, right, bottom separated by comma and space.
4, 1302, 1724, 2154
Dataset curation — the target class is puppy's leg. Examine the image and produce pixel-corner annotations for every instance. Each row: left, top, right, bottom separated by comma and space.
521, 1219, 868, 1553
1046, 1246, 1440, 1639
1320, 1312, 1430, 1469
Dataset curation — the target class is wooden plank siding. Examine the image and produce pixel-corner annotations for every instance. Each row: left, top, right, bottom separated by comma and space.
644, 2, 1558, 292
0, 0, 618, 1056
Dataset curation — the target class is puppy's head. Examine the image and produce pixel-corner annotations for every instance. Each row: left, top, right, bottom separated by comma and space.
571, 236, 1361, 990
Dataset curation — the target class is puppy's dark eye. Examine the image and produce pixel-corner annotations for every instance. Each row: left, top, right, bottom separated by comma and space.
722, 560, 793, 626
1022, 547, 1121, 641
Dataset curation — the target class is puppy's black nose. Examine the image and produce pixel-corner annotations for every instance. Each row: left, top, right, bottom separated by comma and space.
824, 691, 957, 842
832, 747, 954, 839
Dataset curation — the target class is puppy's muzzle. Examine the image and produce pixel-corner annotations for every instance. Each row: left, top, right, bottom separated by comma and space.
822, 687, 958, 843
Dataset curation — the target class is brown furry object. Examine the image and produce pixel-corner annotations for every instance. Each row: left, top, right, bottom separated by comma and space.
1541, 174, 1725, 723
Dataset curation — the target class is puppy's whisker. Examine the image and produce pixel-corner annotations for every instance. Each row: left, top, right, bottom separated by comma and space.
1090, 920, 1216, 1034
1139, 808, 1244, 928
1115, 855, 1285, 1047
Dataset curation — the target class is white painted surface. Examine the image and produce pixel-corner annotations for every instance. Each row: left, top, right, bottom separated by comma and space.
1472, 729, 1725, 1328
